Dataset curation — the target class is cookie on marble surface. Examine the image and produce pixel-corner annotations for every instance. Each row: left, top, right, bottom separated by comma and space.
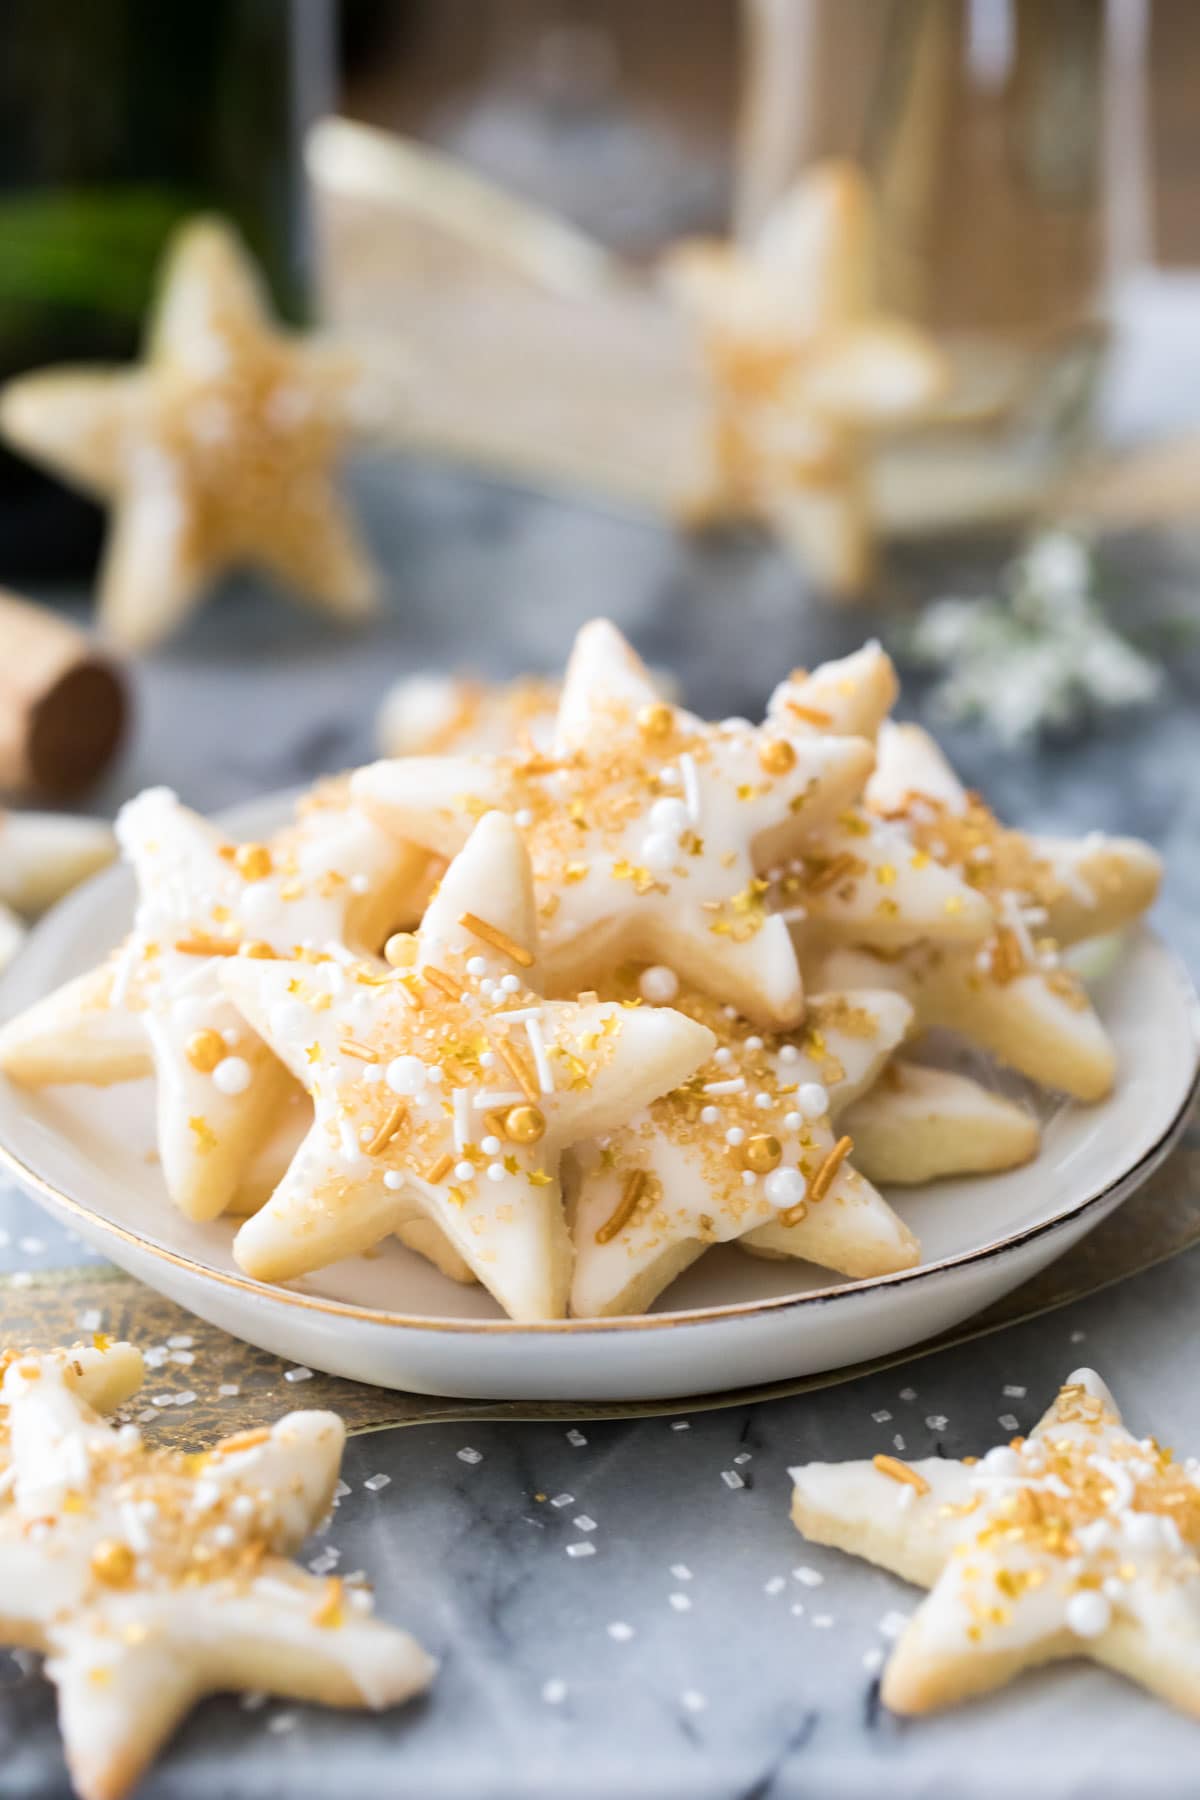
0, 785, 429, 1224
221, 811, 714, 1319
0, 1341, 434, 1800
791, 1368, 1200, 1717
355, 618, 873, 1029
569, 973, 917, 1317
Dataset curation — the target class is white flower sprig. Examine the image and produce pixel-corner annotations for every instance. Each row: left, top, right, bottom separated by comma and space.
905, 531, 1162, 746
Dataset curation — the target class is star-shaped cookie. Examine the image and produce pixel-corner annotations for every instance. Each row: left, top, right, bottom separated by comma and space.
354, 618, 874, 1029
220, 810, 714, 1319
812, 722, 1162, 1101
0, 218, 377, 649
569, 969, 917, 1317
791, 1368, 1200, 1718
841, 1059, 1039, 1186
0, 1342, 433, 1800
663, 161, 945, 594
0, 785, 428, 1222
762, 647, 993, 952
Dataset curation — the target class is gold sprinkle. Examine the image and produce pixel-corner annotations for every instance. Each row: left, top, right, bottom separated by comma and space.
237, 940, 276, 960
185, 1028, 225, 1073
422, 965, 461, 1001
188, 1115, 216, 1153
786, 702, 833, 727
778, 1198, 808, 1228
758, 738, 797, 776
503, 1104, 546, 1145
496, 1037, 538, 1103
234, 843, 272, 882
365, 1102, 408, 1157
424, 1152, 455, 1185
459, 911, 535, 968
311, 1577, 346, 1630
637, 701, 674, 741
809, 1135, 853, 1203
743, 1133, 782, 1174
806, 852, 861, 894
338, 1037, 380, 1063
872, 1453, 930, 1495
174, 933, 238, 957
596, 1170, 647, 1244
90, 1539, 136, 1587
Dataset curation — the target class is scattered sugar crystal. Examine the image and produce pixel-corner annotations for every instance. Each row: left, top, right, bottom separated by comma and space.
542, 1678, 567, 1704
863, 1647, 885, 1673
670, 1420, 691, 1431
892, 1434, 906, 1453
240, 1692, 267, 1712
565, 1542, 595, 1559
607, 1621, 634, 1641
879, 1611, 911, 1640
152, 1394, 174, 1407
793, 1567, 824, 1587
309, 1549, 340, 1575
812, 1615, 834, 1628
721, 1469, 745, 1490
1070, 1330, 1086, 1344
573, 1514, 597, 1533
732, 1452, 752, 1466
18, 1238, 45, 1255
170, 1351, 195, 1367
790, 1603, 805, 1617
218, 1383, 240, 1398
566, 1429, 588, 1447
167, 1335, 194, 1350
284, 1365, 314, 1384
550, 1493, 574, 1508
764, 1576, 786, 1595
334, 1480, 351, 1499
871, 1410, 892, 1424
137, 1409, 159, 1425
76, 1309, 103, 1332
1003, 1384, 1027, 1398
143, 1347, 169, 1369
680, 1690, 707, 1713
363, 1474, 391, 1492
670, 1564, 693, 1582
457, 1447, 483, 1465
267, 1712, 297, 1735
669, 1592, 692, 1612
898, 1387, 917, 1401
925, 1415, 948, 1432
174, 1391, 197, 1407
998, 1414, 1020, 1432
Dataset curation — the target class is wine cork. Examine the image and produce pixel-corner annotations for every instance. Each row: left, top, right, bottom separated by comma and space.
0, 589, 127, 798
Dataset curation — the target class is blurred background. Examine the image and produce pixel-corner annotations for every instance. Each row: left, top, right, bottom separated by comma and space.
0, 0, 1198, 937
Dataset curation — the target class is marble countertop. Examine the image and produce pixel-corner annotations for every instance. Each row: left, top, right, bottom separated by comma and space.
3, 462, 1200, 1798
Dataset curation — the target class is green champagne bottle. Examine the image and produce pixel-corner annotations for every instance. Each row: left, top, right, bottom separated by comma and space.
0, 0, 331, 575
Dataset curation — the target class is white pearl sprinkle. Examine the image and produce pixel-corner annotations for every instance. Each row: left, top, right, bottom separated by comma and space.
641, 831, 677, 873
700, 1105, 719, 1125
500, 974, 521, 994
741, 1171, 757, 1188
383, 1171, 404, 1190
1066, 1590, 1111, 1638
725, 1127, 745, 1147
424, 1064, 444, 1085
481, 1135, 502, 1156
765, 1167, 806, 1208
797, 1083, 829, 1119
649, 796, 690, 835
754, 1092, 772, 1110
778, 1044, 799, 1066
480, 1051, 497, 1068
744, 1036, 763, 1052
487, 1163, 506, 1183
466, 956, 487, 977
211, 1056, 252, 1096
638, 964, 680, 1006
514, 809, 534, 829
713, 1047, 733, 1066
783, 1111, 802, 1132
386, 1055, 427, 1096
454, 1162, 475, 1182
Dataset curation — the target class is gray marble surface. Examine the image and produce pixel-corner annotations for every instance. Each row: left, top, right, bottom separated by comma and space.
3, 462, 1200, 1798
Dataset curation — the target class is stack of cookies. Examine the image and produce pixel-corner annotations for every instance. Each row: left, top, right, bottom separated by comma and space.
0, 621, 1160, 1321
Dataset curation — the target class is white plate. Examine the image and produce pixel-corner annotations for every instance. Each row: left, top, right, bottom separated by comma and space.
0, 793, 1196, 1402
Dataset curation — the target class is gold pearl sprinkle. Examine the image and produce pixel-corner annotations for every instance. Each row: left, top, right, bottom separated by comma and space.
384, 932, 418, 968
234, 843, 272, 882
237, 939, 275, 959
503, 1104, 546, 1145
185, 1028, 226, 1073
743, 1133, 782, 1173
637, 701, 674, 741
90, 1539, 136, 1587
758, 738, 797, 776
